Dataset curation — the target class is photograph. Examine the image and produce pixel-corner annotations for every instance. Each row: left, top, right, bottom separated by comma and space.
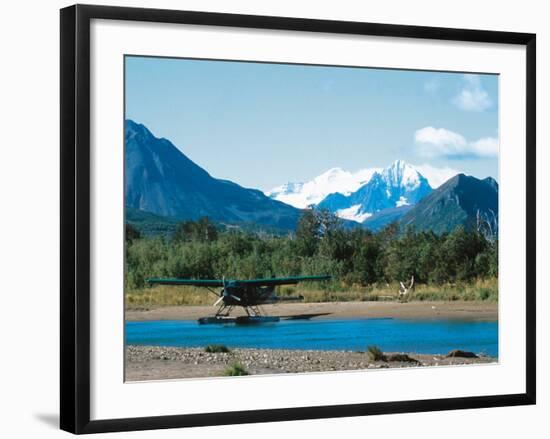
0, 0, 543, 436
123, 55, 500, 381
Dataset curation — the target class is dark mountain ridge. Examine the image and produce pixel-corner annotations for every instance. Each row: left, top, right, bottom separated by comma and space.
125, 120, 301, 230
398, 173, 498, 234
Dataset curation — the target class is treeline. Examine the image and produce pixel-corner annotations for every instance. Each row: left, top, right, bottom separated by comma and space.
125, 209, 498, 291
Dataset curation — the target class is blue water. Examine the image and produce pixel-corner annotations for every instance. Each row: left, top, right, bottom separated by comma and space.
126, 318, 498, 357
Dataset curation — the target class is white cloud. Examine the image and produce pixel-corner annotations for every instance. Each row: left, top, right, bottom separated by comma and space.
470, 137, 499, 157
412, 163, 461, 188
452, 74, 492, 111
414, 126, 498, 159
415, 127, 467, 153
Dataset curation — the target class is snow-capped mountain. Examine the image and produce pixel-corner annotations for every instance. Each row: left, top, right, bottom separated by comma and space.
318, 160, 432, 222
266, 167, 380, 209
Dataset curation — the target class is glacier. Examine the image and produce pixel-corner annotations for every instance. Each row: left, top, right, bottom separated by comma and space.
266, 167, 380, 209
268, 160, 434, 224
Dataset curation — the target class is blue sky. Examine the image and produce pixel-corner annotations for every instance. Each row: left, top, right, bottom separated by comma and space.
125, 56, 499, 191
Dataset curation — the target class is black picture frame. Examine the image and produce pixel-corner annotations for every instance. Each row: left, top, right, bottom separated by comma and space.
60, 4, 536, 434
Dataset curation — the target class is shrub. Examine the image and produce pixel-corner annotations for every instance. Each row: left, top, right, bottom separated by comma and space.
367, 345, 387, 362
477, 288, 492, 301
204, 344, 230, 353
223, 362, 249, 376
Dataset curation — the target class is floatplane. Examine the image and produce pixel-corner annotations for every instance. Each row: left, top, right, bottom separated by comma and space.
147, 275, 330, 324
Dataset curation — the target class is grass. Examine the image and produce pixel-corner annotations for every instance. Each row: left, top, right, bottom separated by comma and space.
223, 362, 249, 376
367, 345, 387, 362
125, 284, 219, 308
204, 344, 230, 353
125, 277, 498, 308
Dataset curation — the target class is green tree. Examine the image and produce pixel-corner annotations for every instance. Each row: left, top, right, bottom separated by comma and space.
124, 214, 498, 295
295, 209, 320, 257
125, 223, 141, 243
173, 217, 218, 243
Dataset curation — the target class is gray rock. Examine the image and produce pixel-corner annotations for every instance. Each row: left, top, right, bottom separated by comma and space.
446, 349, 478, 358
386, 353, 419, 363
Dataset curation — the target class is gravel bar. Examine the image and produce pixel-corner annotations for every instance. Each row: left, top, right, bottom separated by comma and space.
125, 345, 496, 381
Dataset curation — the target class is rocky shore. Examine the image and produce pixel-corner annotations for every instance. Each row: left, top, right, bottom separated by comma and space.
125, 345, 496, 381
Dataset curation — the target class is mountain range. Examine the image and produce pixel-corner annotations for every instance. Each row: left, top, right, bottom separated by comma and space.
125, 120, 498, 236
266, 167, 380, 209
316, 160, 432, 222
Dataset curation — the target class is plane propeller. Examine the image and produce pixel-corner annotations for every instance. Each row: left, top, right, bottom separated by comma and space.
213, 276, 241, 306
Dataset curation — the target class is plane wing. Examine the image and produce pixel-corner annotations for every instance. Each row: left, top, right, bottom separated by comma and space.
146, 275, 330, 287
238, 275, 331, 286
147, 278, 224, 287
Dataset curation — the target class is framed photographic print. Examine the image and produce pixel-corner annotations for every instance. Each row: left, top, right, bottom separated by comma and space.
60, 4, 536, 434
